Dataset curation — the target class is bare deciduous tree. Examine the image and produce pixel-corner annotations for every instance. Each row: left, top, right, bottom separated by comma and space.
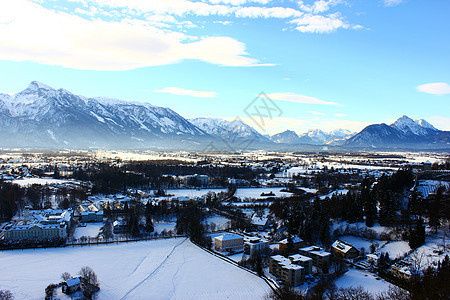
61, 272, 72, 281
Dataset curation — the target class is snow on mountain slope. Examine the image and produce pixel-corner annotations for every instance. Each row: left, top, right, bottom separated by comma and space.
0, 81, 209, 149
345, 115, 449, 149
189, 117, 267, 140
390, 115, 430, 136
270, 130, 301, 144
415, 119, 438, 131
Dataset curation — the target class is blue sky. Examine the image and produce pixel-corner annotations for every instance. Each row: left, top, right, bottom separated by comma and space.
0, 0, 449, 134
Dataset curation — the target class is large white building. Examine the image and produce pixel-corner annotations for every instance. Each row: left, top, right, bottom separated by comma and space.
3, 208, 72, 242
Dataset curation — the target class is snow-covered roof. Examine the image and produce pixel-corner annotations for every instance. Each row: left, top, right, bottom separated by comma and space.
332, 240, 356, 254
215, 233, 243, 241
251, 215, 268, 226
65, 277, 81, 287
289, 254, 312, 262
279, 236, 303, 245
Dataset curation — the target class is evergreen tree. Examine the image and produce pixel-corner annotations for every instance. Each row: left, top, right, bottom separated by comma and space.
409, 218, 426, 249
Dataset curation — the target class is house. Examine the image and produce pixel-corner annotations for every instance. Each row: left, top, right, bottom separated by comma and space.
214, 233, 243, 252
77, 204, 104, 223
269, 255, 304, 286
331, 240, 360, 259
288, 254, 313, 274
251, 214, 271, 231
279, 236, 306, 253
299, 246, 332, 271
62, 277, 81, 294
391, 261, 412, 280
243, 236, 270, 256
366, 253, 379, 266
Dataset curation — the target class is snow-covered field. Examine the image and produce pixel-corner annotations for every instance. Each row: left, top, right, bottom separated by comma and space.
203, 214, 231, 229
377, 241, 411, 259
165, 188, 226, 198
334, 269, 394, 295
234, 187, 291, 199
73, 223, 103, 239
154, 221, 177, 234
11, 178, 75, 186
0, 238, 272, 300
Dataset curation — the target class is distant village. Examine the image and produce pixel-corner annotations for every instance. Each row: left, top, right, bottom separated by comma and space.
0, 150, 449, 299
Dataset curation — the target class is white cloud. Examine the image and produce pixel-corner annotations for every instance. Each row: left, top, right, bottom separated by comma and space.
309, 111, 326, 116
383, 0, 404, 7
235, 7, 303, 18
208, 0, 270, 5
417, 83, 450, 95
298, 0, 343, 14
428, 116, 450, 131
291, 13, 349, 33
0, 0, 266, 70
267, 92, 339, 105
155, 87, 218, 98
334, 113, 347, 117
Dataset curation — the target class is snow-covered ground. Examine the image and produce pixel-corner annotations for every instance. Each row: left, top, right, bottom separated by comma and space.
332, 221, 391, 237
320, 189, 349, 199
234, 187, 291, 199
338, 236, 375, 254
11, 178, 75, 186
377, 241, 411, 259
203, 214, 231, 230
73, 223, 103, 239
154, 221, 177, 234
0, 238, 272, 300
165, 188, 227, 198
334, 269, 394, 295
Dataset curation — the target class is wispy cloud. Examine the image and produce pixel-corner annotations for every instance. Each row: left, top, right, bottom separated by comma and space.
155, 87, 218, 98
383, 0, 404, 7
267, 92, 339, 105
290, 13, 350, 33
416, 83, 450, 95
309, 111, 326, 116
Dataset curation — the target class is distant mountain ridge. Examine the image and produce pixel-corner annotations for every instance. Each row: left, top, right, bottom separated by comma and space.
0, 82, 447, 151
345, 115, 449, 149
0, 81, 209, 149
270, 128, 354, 145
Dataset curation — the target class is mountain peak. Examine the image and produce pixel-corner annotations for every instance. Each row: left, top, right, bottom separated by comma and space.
416, 119, 438, 131
27, 81, 55, 91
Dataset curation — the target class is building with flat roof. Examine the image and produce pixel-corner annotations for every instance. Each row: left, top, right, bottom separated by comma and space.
269, 255, 304, 286
279, 236, 306, 253
243, 236, 270, 256
288, 254, 313, 274
214, 233, 243, 252
299, 246, 331, 271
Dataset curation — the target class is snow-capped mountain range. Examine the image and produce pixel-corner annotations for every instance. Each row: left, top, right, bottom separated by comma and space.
0, 82, 447, 151
189, 117, 269, 142
345, 115, 449, 149
0, 81, 208, 149
270, 128, 354, 145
